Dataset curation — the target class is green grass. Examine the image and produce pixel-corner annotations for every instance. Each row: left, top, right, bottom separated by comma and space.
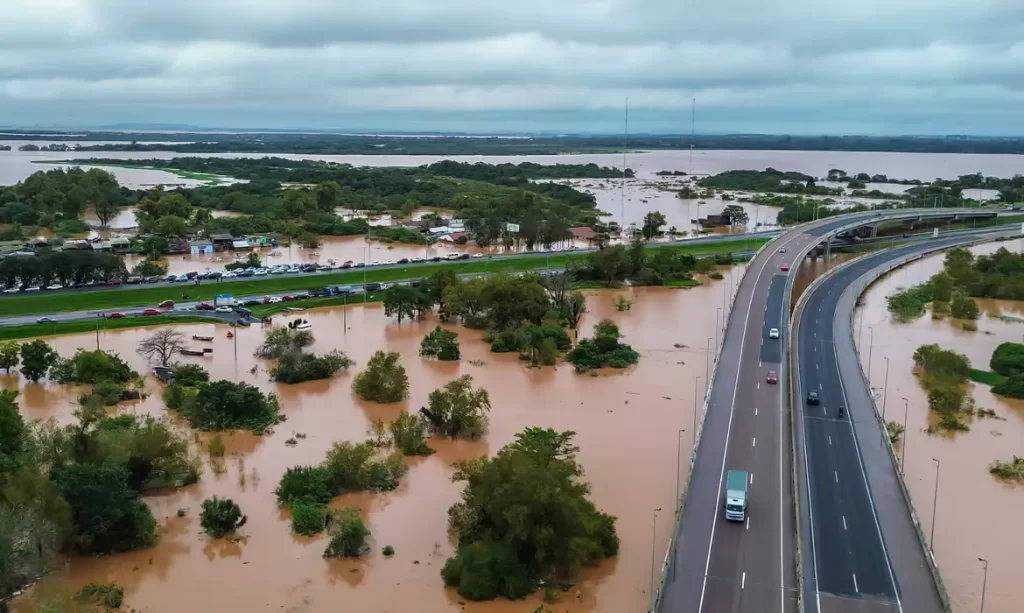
970, 369, 1007, 387
0, 239, 767, 318
0, 315, 221, 341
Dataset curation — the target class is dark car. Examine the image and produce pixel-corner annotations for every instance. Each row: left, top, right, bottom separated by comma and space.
36, 317, 56, 324
364, 282, 383, 292
158, 300, 175, 309
354, 262, 365, 268
459, 253, 470, 260
243, 299, 262, 306
207, 271, 223, 279
430, 256, 442, 262
237, 270, 255, 277
341, 261, 354, 269
196, 302, 215, 311
234, 306, 253, 317
144, 276, 161, 284
807, 391, 820, 405
397, 258, 410, 264
185, 271, 199, 279
109, 312, 126, 319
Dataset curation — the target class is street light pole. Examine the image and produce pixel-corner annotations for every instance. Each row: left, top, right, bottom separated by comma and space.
880, 356, 890, 445
867, 326, 875, 381
930, 458, 940, 552
716, 308, 722, 352
694, 376, 701, 449
675, 430, 686, 514
650, 507, 663, 612
978, 557, 989, 613
706, 337, 712, 383
901, 398, 909, 473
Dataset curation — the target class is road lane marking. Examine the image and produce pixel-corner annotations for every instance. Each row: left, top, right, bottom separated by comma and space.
852, 574, 859, 592
697, 231, 805, 613
752, 437, 756, 447
742, 572, 746, 589
819, 383, 823, 390
843, 516, 847, 530
749, 473, 754, 484
834, 471, 838, 483
828, 436, 832, 445
757, 382, 760, 389
755, 408, 758, 416
746, 517, 750, 530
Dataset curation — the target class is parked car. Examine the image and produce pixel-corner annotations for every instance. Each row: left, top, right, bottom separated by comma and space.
397, 258, 410, 264
364, 282, 383, 292
36, 317, 56, 324
24, 286, 40, 292
143, 308, 161, 316
268, 296, 283, 304
109, 312, 126, 319
158, 300, 175, 309
243, 299, 262, 306
459, 253, 470, 260
766, 370, 778, 384
342, 261, 354, 269
45, 283, 63, 290
215, 305, 234, 313
126, 277, 142, 284
282, 295, 295, 301
354, 262, 365, 268
196, 302, 214, 311
3, 287, 19, 294
472, 253, 484, 258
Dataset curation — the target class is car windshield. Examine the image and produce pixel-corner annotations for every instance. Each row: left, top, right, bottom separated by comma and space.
726, 504, 743, 512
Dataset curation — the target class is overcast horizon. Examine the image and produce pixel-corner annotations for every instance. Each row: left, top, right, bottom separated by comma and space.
2, 0, 1023, 136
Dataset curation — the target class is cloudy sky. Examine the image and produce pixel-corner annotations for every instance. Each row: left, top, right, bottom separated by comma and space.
1, 0, 1022, 135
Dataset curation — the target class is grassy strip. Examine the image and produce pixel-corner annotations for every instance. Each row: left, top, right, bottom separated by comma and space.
0, 315, 221, 341
0, 238, 768, 318
970, 369, 1007, 387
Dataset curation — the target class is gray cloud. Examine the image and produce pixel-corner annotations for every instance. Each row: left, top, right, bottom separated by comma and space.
0, 0, 1022, 133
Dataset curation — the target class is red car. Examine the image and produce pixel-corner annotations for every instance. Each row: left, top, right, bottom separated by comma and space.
143, 308, 161, 316
196, 302, 214, 311
109, 312, 126, 319
766, 370, 778, 384
282, 295, 295, 302
158, 300, 175, 309
780, 264, 790, 272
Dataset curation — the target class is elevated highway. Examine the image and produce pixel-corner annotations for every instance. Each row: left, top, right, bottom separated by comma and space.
654, 207, 1003, 613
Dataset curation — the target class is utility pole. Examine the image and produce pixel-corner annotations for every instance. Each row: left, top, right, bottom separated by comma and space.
689, 98, 696, 176
621, 97, 629, 228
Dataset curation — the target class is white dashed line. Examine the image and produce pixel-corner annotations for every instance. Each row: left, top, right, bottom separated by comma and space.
749, 473, 754, 485
752, 437, 757, 448
843, 516, 848, 531
828, 436, 832, 445
853, 574, 859, 592
755, 407, 759, 416
746, 517, 750, 530
834, 471, 839, 483
742, 572, 747, 590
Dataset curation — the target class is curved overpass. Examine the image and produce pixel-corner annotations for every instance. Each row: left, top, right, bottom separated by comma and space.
654, 207, 1004, 613
791, 231, 1015, 613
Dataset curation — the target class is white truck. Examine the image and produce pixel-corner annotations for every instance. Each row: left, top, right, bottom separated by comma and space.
724, 469, 749, 521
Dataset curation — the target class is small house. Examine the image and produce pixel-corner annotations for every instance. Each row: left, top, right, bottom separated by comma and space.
569, 227, 596, 241
92, 240, 112, 251
232, 239, 252, 251
190, 239, 214, 255
210, 233, 234, 251
110, 237, 132, 253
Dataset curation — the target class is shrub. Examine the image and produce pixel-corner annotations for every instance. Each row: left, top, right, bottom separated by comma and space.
90, 414, 201, 490
352, 351, 409, 403
275, 465, 334, 505
48, 349, 136, 384
566, 319, 640, 373
324, 441, 406, 492
382, 545, 395, 556
961, 320, 978, 331
990, 342, 1024, 377
389, 411, 434, 456
993, 373, 1024, 399
200, 497, 247, 538
950, 291, 980, 320
420, 326, 461, 361
323, 508, 369, 558
271, 350, 352, 384
255, 327, 314, 359
442, 540, 532, 601
76, 583, 124, 609
171, 363, 210, 387
423, 375, 490, 440
291, 499, 330, 536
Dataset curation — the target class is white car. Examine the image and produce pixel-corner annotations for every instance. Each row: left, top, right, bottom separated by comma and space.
254, 269, 268, 276
383, 260, 394, 266
472, 253, 484, 259
3, 287, 18, 294
215, 305, 234, 313
768, 328, 780, 339
371, 261, 381, 266
24, 286, 40, 292
268, 296, 283, 304
46, 283, 63, 290
222, 271, 236, 278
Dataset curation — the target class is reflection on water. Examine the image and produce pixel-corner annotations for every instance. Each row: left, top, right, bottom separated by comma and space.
11, 269, 746, 613
855, 238, 1024, 613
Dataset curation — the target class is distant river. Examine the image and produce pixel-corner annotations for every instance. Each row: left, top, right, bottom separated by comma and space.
2, 140, 1023, 187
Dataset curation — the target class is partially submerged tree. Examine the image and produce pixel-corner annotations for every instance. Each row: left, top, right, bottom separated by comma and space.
323, 508, 369, 558
19, 340, 57, 382
137, 328, 187, 367
421, 375, 490, 440
442, 428, 618, 601
255, 327, 314, 359
0, 340, 19, 372
389, 411, 434, 456
420, 326, 461, 361
352, 351, 409, 403
200, 497, 247, 538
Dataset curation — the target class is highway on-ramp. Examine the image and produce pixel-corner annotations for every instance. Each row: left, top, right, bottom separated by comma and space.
793, 232, 1013, 613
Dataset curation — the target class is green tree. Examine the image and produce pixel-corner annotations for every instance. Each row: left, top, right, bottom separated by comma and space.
562, 291, 588, 331
52, 463, 157, 554
291, 499, 330, 535
297, 231, 321, 249
389, 411, 434, 456
352, 351, 409, 403
181, 380, 281, 432
424, 375, 490, 439
255, 327, 314, 359
271, 350, 352, 384
0, 340, 19, 372
130, 259, 168, 278
641, 211, 666, 240
991, 342, 1024, 377
420, 326, 461, 360
315, 181, 341, 212
0, 389, 26, 472
171, 363, 210, 387
950, 291, 979, 320
324, 508, 369, 558
443, 428, 618, 601
399, 198, 418, 218
383, 285, 423, 324
722, 204, 749, 226
19, 340, 57, 382
426, 270, 460, 317
930, 271, 954, 303
200, 497, 247, 538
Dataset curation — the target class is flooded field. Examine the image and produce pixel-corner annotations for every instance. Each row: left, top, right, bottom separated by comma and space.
855, 238, 1024, 613
9, 268, 744, 613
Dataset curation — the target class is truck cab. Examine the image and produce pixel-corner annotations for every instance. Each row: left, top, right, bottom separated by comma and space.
724, 469, 749, 521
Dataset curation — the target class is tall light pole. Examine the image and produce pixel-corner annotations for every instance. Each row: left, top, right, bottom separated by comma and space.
675, 430, 686, 514
650, 507, 663, 612
706, 337, 712, 383
867, 326, 875, 381
930, 458, 941, 552
901, 398, 909, 473
880, 356, 890, 445
978, 557, 989, 613
716, 308, 722, 352
694, 376, 702, 449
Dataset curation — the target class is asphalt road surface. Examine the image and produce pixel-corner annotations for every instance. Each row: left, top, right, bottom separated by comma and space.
656, 209, 992, 613
793, 233, 1010, 613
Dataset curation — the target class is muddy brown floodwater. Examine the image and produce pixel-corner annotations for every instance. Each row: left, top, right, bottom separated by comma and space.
10, 266, 745, 613
855, 238, 1024, 613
